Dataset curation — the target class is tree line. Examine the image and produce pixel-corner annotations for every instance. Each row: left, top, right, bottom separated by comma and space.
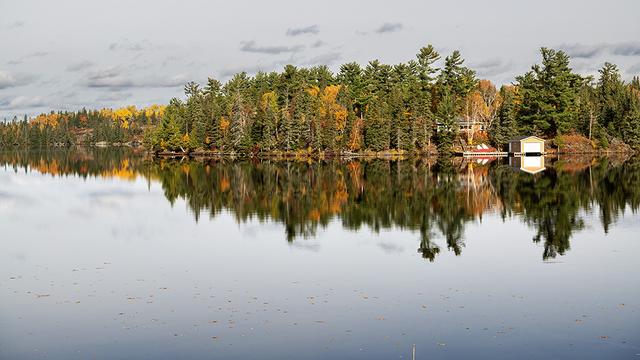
1, 45, 639, 153
0, 106, 165, 148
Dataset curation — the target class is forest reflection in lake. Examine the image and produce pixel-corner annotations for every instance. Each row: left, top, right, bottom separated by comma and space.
1, 149, 639, 360
1, 149, 638, 261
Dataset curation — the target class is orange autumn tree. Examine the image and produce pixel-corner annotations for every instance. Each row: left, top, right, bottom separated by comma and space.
318, 85, 347, 150
462, 80, 502, 144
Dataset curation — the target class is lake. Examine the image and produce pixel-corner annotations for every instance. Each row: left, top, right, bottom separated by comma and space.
0, 149, 639, 359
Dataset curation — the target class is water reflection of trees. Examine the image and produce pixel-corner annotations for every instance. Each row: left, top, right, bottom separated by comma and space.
1, 149, 638, 261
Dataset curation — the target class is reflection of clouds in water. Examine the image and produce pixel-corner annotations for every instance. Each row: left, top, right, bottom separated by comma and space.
377, 242, 404, 254
0, 190, 37, 210
13, 252, 27, 262
87, 188, 140, 209
67, 207, 93, 219
289, 241, 321, 252
241, 222, 284, 238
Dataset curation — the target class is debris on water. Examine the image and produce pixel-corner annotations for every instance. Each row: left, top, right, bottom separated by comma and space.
600, 336, 609, 340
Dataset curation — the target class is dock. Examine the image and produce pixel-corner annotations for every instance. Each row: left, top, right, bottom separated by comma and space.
460, 151, 508, 157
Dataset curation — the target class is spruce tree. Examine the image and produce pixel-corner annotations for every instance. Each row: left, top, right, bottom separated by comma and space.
516, 48, 583, 137
435, 89, 458, 154
490, 86, 519, 150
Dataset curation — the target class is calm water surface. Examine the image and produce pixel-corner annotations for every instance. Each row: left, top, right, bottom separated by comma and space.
0, 150, 639, 359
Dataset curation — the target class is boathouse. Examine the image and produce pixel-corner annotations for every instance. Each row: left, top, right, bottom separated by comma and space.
507, 136, 545, 155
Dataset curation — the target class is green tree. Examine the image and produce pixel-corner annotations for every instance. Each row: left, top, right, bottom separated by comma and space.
516, 48, 584, 137
490, 86, 519, 150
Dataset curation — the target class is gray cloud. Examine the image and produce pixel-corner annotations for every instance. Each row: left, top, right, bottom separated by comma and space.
375, 22, 403, 34
25, 51, 48, 58
571, 60, 600, 74
311, 40, 325, 48
611, 42, 640, 56
556, 42, 640, 58
0, 96, 47, 110
219, 51, 341, 78
558, 43, 603, 59
0, 71, 36, 89
219, 66, 260, 78
219, 63, 279, 78
7, 21, 24, 29
84, 66, 187, 89
472, 59, 515, 77
6, 51, 49, 65
300, 52, 342, 66
109, 39, 151, 52
96, 91, 133, 102
66, 60, 94, 72
240, 41, 304, 55
627, 63, 640, 74
286, 25, 319, 36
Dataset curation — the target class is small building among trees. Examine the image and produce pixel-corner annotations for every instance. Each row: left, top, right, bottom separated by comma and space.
508, 136, 545, 155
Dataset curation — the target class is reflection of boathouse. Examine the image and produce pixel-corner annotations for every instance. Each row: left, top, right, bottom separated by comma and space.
508, 136, 545, 155
510, 156, 546, 174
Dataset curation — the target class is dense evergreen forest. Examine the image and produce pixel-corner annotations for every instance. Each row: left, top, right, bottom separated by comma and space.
1, 149, 638, 261
1, 45, 639, 154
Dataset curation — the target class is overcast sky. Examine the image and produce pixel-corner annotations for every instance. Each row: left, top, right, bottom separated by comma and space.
1, 0, 639, 119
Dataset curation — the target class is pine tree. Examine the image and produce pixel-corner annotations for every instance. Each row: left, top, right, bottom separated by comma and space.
204, 78, 223, 148
490, 86, 519, 150
260, 91, 279, 151
364, 97, 390, 151
597, 63, 627, 138
436, 89, 458, 154
516, 48, 583, 137
621, 95, 640, 150
438, 50, 477, 100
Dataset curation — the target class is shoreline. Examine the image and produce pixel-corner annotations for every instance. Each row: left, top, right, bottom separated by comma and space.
0, 145, 636, 158
152, 147, 637, 159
